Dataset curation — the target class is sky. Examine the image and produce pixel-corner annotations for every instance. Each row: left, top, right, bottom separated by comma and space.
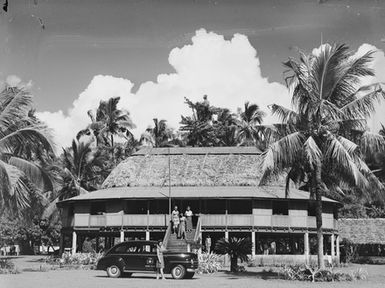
1, 0, 385, 147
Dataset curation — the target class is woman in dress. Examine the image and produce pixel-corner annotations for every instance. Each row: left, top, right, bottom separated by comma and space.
185, 206, 193, 232
178, 214, 186, 239
156, 241, 166, 280
171, 206, 180, 234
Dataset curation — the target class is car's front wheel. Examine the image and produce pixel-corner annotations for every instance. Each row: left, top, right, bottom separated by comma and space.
106, 265, 122, 278
171, 264, 186, 279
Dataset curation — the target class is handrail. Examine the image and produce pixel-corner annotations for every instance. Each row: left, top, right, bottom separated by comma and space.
193, 215, 202, 243
162, 220, 172, 249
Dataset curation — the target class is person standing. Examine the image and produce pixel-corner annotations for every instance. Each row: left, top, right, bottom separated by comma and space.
185, 206, 193, 232
178, 214, 186, 239
205, 235, 212, 253
171, 206, 180, 234
156, 241, 166, 280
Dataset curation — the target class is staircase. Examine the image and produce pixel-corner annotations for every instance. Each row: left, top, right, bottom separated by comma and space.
166, 229, 196, 252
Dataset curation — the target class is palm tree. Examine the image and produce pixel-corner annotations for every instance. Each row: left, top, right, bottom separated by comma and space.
215, 237, 252, 272
0, 84, 55, 213
260, 43, 385, 268
58, 139, 107, 200
236, 102, 266, 146
180, 97, 218, 147
77, 97, 135, 147
214, 108, 238, 146
140, 118, 173, 147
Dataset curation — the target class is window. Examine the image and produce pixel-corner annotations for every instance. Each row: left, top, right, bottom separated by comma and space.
90, 202, 106, 215
272, 201, 288, 215
228, 200, 252, 214
308, 202, 316, 216
204, 199, 226, 214
149, 200, 168, 214
141, 244, 156, 253
125, 200, 147, 214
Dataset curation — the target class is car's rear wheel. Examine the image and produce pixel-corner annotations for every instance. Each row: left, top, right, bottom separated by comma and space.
106, 265, 122, 278
171, 264, 186, 279
185, 272, 195, 279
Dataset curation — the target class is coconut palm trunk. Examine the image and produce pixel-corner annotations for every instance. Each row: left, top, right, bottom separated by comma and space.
230, 256, 238, 272
314, 162, 324, 268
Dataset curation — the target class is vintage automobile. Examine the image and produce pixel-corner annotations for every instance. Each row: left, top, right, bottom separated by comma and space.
96, 240, 198, 279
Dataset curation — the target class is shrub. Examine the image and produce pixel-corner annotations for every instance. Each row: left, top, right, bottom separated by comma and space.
197, 252, 222, 274
350, 268, 368, 280
0, 259, 20, 274
279, 264, 367, 282
215, 237, 252, 272
46, 252, 103, 268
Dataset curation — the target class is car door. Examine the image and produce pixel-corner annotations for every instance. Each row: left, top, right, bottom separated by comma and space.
140, 243, 157, 272
122, 243, 143, 271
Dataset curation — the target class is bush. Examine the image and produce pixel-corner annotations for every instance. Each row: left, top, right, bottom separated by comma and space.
45, 252, 103, 268
279, 264, 367, 282
197, 252, 222, 274
0, 259, 20, 274
355, 256, 385, 265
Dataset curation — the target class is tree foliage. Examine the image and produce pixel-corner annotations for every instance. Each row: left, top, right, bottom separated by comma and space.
260, 43, 385, 268
215, 237, 252, 272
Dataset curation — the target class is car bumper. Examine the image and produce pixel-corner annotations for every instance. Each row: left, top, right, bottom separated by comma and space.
187, 268, 196, 273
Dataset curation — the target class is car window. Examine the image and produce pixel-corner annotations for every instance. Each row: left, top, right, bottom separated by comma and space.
142, 244, 152, 253
112, 244, 128, 254
127, 244, 138, 253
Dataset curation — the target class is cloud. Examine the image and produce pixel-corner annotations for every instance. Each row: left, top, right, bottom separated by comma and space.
37, 75, 136, 148
355, 44, 385, 132
38, 29, 291, 148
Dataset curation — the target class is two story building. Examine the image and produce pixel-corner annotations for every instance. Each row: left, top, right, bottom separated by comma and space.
57, 146, 341, 264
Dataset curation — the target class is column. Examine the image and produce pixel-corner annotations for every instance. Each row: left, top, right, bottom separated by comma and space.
251, 231, 256, 258
331, 234, 335, 257
224, 231, 229, 268
71, 231, 77, 254
120, 230, 125, 243
336, 235, 340, 264
304, 232, 309, 263
146, 231, 150, 241
59, 233, 64, 256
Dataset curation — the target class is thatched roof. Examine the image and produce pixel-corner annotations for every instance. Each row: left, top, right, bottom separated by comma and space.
338, 218, 385, 244
102, 146, 273, 188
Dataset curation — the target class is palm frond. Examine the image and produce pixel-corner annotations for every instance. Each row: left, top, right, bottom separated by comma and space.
341, 83, 385, 119
260, 132, 304, 184
0, 126, 55, 155
303, 136, 322, 170
8, 156, 54, 192
359, 131, 385, 159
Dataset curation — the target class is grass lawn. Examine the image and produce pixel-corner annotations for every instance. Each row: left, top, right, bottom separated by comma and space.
1, 256, 384, 288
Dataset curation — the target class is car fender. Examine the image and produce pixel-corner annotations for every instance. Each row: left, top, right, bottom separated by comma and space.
97, 256, 126, 271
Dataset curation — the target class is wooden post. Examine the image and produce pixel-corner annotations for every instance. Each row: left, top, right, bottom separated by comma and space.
59, 233, 64, 256
120, 230, 125, 243
331, 234, 335, 257
251, 231, 256, 258
71, 231, 77, 254
336, 235, 340, 264
304, 232, 309, 264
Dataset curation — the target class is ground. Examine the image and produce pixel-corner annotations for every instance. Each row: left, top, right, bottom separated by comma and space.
1, 256, 385, 288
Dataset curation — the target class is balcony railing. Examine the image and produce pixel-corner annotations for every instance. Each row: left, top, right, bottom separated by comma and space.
72, 213, 337, 230
201, 214, 336, 230
73, 213, 168, 228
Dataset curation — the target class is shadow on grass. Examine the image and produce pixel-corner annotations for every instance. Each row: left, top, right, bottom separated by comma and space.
222, 270, 281, 280
96, 273, 198, 280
